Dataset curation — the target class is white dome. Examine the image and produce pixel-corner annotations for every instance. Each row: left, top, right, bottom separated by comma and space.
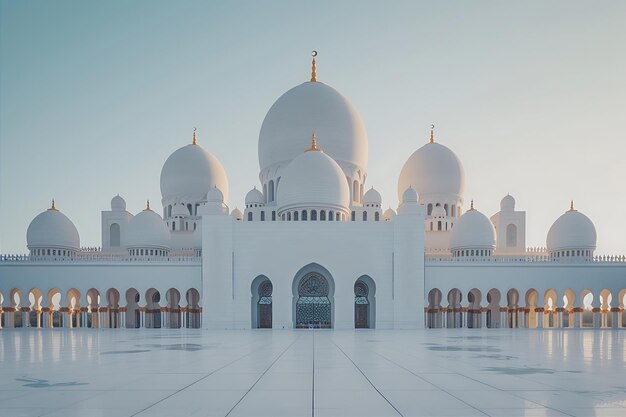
245, 187, 265, 205
450, 208, 496, 250
277, 146, 350, 213
160, 142, 229, 203
501, 194, 515, 211
207, 186, 224, 203
401, 187, 418, 204
383, 208, 396, 221
111, 195, 126, 211
27, 204, 80, 250
547, 206, 597, 252
171, 204, 189, 218
126, 208, 171, 249
363, 187, 381, 205
259, 81, 368, 172
398, 141, 465, 201
231, 208, 243, 220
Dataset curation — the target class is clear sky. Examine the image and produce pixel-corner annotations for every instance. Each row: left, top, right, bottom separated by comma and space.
1, 0, 625, 255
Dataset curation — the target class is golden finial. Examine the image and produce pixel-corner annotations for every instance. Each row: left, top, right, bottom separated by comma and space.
48, 199, 57, 211
145, 200, 151, 211
429, 124, 435, 144
192, 127, 197, 145
569, 200, 575, 211
469, 199, 475, 211
310, 50, 317, 82
305, 132, 321, 152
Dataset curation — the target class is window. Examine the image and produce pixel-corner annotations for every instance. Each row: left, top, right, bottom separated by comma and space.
337, 212, 341, 221
375, 212, 380, 221
353, 180, 359, 202
195, 203, 199, 215
363, 211, 367, 221
287, 212, 291, 221
187, 203, 193, 215
506, 224, 517, 247
430, 222, 433, 231
444, 204, 449, 216
329, 211, 334, 221
427, 204, 433, 215
320, 210, 326, 221
261, 211, 265, 221
248, 212, 253, 221
351, 211, 355, 221
294, 211, 299, 221
173, 222, 176, 231
311, 210, 317, 221
110, 223, 120, 247
272, 211, 276, 221
185, 222, 188, 230
302, 210, 308, 221
451, 205, 456, 217
168, 205, 172, 218
437, 221, 442, 231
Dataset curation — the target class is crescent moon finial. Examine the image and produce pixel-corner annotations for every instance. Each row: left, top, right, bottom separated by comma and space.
192, 127, 197, 145
429, 124, 435, 143
311, 51, 317, 82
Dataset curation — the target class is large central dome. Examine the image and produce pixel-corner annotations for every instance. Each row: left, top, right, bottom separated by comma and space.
258, 81, 368, 172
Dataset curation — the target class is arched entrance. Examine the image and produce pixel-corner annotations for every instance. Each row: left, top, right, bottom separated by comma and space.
296, 272, 331, 328
258, 280, 273, 328
354, 280, 370, 328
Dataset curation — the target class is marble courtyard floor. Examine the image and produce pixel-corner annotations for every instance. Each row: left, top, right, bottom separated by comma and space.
0, 329, 624, 417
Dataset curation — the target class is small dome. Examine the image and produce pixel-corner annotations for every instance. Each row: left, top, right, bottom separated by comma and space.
501, 194, 515, 211
231, 208, 243, 220
207, 186, 225, 203
111, 195, 126, 211
398, 139, 465, 201
245, 187, 265, 205
160, 139, 229, 203
171, 204, 189, 218
27, 202, 80, 250
383, 208, 396, 221
547, 205, 597, 252
450, 207, 496, 250
277, 143, 350, 213
401, 187, 418, 204
126, 207, 171, 249
363, 187, 381, 205
259, 81, 368, 172
432, 204, 446, 218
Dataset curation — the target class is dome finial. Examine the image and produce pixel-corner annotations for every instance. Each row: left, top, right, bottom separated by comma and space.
49, 198, 57, 211
145, 200, 151, 211
306, 132, 321, 152
469, 199, 475, 211
192, 127, 197, 145
429, 124, 435, 144
570, 200, 575, 211
310, 50, 317, 82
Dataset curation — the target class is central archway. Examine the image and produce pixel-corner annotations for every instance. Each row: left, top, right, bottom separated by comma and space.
294, 270, 333, 329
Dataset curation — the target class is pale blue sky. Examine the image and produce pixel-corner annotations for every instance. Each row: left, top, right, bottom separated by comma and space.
1, 0, 625, 254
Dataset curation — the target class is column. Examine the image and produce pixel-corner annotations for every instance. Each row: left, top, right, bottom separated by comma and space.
572, 307, 583, 328
592, 308, 601, 328
480, 308, 487, 328
556, 308, 564, 328
535, 308, 544, 328
41, 307, 50, 328
611, 307, 622, 328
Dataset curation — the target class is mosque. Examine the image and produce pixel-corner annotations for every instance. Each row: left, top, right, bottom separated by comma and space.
0, 56, 625, 331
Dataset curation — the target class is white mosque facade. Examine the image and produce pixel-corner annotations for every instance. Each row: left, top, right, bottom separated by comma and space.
1, 59, 625, 331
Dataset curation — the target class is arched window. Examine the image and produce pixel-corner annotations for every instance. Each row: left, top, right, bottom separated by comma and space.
110, 223, 120, 247
351, 211, 355, 221
444, 204, 449, 216
353, 180, 359, 202
311, 210, 317, 221
272, 211, 276, 221
168, 205, 172, 218
294, 211, 299, 221
375, 212, 380, 221
287, 212, 291, 221
363, 211, 367, 221
336, 212, 341, 221
329, 210, 334, 221
195, 203, 199, 215
506, 224, 517, 247
172, 222, 176, 231
268, 180, 275, 202
302, 210, 308, 221
451, 205, 456, 217
427, 204, 433, 215
437, 221, 442, 231
320, 211, 326, 221
248, 212, 253, 221
187, 203, 193, 215
261, 211, 265, 221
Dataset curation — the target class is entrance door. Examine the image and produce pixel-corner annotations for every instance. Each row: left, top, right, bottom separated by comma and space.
354, 280, 370, 328
258, 280, 273, 328
296, 273, 331, 328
